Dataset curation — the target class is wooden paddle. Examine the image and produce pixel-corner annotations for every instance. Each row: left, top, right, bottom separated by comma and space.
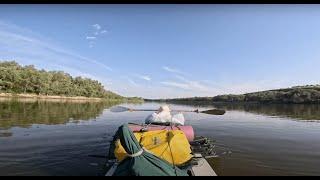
110, 106, 226, 115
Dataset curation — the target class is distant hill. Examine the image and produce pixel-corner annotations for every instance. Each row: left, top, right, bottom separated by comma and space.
148, 85, 320, 104
0, 61, 124, 100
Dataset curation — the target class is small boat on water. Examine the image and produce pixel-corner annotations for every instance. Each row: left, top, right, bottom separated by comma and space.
105, 123, 218, 176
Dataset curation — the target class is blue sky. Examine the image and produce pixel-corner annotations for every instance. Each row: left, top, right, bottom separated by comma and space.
1, 4, 320, 98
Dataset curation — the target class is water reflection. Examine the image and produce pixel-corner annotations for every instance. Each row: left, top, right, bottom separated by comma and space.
212, 103, 320, 121
0, 99, 122, 131
1, 101, 320, 176
0, 131, 13, 137
165, 101, 320, 121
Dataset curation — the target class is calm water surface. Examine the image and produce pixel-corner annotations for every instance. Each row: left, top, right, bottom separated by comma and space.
1, 99, 320, 176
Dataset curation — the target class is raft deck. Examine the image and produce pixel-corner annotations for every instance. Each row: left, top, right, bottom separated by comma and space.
190, 154, 217, 176
105, 153, 217, 176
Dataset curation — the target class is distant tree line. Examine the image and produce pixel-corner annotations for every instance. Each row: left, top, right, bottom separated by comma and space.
211, 87, 320, 103
148, 85, 320, 104
211, 103, 320, 121
0, 61, 123, 99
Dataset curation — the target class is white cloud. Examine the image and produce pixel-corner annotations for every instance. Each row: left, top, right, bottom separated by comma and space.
86, 36, 96, 40
0, 21, 113, 86
141, 76, 151, 81
174, 75, 209, 91
160, 68, 287, 98
87, 24, 108, 47
174, 75, 188, 82
136, 74, 151, 81
160, 74, 211, 92
161, 81, 191, 90
189, 82, 209, 92
162, 66, 186, 75
161, 80, 210, 92
114, 73, 301, 99
92, 24, 101, 30
88, 41, 95, 48
101, 30, 108, 34
128, 78, 140, 87
2, 21, 310, 99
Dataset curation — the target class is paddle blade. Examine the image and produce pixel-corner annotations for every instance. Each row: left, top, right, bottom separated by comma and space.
110, 106, 130, 113
200, 109, 226, 115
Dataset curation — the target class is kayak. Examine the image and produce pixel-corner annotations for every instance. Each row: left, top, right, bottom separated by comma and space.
105, 123, 218, 176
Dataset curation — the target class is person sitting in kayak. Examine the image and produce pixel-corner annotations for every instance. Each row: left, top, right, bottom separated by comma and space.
145, 105, 185, 125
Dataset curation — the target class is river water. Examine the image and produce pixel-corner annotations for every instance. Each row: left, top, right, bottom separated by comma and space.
0, 99, 320, 176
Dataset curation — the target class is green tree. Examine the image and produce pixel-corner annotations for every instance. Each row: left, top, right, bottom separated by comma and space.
0, 61, 124, 99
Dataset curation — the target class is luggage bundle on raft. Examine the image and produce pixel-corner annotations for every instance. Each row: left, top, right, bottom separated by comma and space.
105, 123, 218, 176
105, 106, 225, 176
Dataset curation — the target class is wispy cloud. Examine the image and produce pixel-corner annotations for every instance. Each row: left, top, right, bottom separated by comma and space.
85, 24, 108, 48
92, 24, 101, 30
159, 72, 211, 92
135, 74, 151, 81
161, 80, 209, 92
174, 75, 188, 82
174, 75, 209, 91
86, 36, 96, 40
0, 21, 301, 99
168, 74, 287, 98
161, 81, 191, 90
140, 76, 151, 81
162, 66, 185, 75
128, 78, 140, 87
0, 21, 113, 88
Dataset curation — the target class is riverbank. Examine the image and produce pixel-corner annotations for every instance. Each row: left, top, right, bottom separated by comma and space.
0, 93, 144, 104
146, 85, 320, 104
0, 93, 103, 102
